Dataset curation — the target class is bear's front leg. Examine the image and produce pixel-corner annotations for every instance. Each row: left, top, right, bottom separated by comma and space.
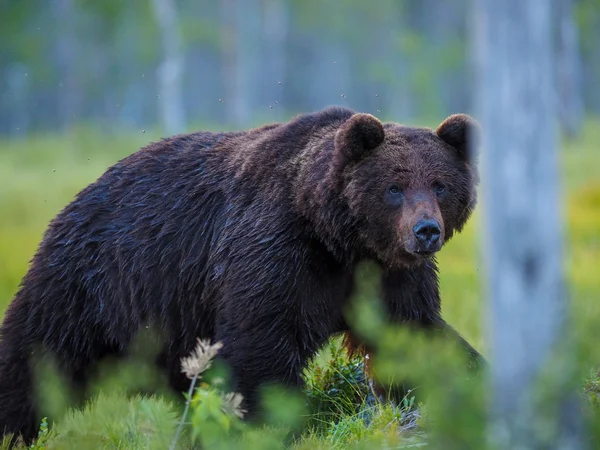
214, 317, 308, 418
381, 263, 486, 372
209, 238, 335, 420
426, 317, 487, 372
347, 263, 486, 405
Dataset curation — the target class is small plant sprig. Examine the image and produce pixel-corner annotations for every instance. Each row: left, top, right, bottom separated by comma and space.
169, 338, 246, 450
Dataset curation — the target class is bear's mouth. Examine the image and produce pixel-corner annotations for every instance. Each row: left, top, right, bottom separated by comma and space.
413, 249, 436, 258
397, 249, 437, 267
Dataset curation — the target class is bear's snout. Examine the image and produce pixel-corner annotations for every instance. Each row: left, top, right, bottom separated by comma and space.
411, 219, 442, 254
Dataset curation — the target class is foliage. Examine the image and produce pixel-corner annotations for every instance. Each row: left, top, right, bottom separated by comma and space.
304, 339, 372, 433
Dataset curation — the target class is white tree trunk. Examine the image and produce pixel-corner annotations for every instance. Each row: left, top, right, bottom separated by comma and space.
474, 0, 585, 447
262, 0, 289, 119
54, 0, 80, 131
219, 0, 262, 127
5, 62, 30, 138
151, 0, 186, 135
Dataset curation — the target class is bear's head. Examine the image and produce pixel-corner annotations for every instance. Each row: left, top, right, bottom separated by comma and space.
333, 112, 481, 268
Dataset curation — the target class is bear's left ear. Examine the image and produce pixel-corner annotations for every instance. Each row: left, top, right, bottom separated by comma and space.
334, 113, 385, 162
436, 114, 481, 164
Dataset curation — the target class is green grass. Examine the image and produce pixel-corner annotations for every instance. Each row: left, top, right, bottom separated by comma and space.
0, 119, 599, 448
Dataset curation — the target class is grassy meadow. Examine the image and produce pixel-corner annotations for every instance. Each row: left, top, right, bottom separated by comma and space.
0, 119, 599, 448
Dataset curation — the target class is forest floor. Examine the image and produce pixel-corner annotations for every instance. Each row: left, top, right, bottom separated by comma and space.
1, 119, 599, 449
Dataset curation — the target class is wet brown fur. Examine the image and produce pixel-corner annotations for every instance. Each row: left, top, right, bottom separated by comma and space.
0, 106, 484, 444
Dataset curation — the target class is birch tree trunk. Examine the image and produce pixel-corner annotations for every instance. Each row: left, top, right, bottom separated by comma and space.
54, 0, 80, 132
151, 0, 186, 135
474, 0, 585, 448
219, 0, 262, 127
262, 0, 290, 119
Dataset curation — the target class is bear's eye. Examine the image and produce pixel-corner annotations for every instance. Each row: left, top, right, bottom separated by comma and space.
385, 184, 403, 205
434, 183, 446, 197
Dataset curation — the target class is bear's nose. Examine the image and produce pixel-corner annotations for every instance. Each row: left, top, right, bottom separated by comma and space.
413, 219, 441, 245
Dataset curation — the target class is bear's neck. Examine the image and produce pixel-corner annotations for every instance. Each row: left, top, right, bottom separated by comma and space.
293, 136, 363, 265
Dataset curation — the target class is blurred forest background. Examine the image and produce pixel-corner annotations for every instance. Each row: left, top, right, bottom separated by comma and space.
1, 0, 599, 137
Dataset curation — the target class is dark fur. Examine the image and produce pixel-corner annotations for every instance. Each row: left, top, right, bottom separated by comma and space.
0, 106, 484, 443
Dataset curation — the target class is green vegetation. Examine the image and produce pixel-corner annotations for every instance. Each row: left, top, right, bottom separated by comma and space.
0, 119, 599, 448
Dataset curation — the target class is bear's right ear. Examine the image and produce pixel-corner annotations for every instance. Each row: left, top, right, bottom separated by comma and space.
334, 113, 385, 162
436, 113, 481, 164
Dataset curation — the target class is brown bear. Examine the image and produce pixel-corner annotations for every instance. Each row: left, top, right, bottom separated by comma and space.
0, 106, 484, 443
